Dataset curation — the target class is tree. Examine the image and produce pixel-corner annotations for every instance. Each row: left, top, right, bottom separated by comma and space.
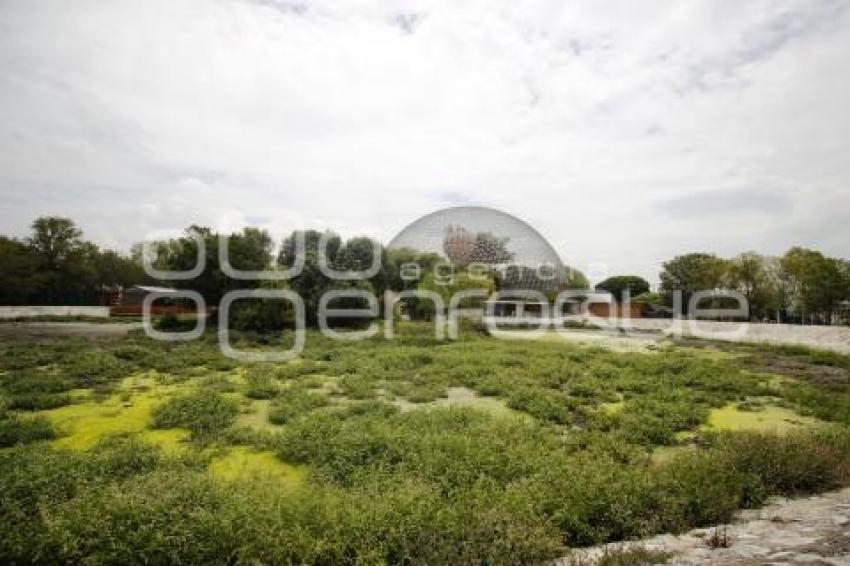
155, 226, 274, 306
726, 252, 780, 321
0, 236, 38, 304
595, 275, 650, 302
278, 230, 340, 269
659, 253, 728, 315
334, 236, 389, 297
781, 247, 846, 324
227, 228, 274, 272
277, 230, 386, 326
384, 247, 443, 292
27, 217, 83, 271
563, 265, 589, 289
0, 217, 151, 305
90, 249, 149, 289
416, 270, 495, 319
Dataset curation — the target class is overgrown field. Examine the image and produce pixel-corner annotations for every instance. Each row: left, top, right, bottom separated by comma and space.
2, 323, 850, 564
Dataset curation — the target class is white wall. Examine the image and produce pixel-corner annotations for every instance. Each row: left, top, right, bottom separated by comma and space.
0, 306, 110, 319
615, 318, 850, 353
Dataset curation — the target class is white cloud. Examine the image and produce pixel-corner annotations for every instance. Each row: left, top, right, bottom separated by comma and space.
1, 0, 848, 284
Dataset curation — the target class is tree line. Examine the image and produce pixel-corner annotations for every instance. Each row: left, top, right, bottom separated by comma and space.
596, 250, 850, 324
657, 249, 850, 323
2, 217, 848, 326
0, 217, 149, 305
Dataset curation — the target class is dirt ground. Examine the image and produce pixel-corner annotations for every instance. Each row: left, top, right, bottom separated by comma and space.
561, 487, 850, 565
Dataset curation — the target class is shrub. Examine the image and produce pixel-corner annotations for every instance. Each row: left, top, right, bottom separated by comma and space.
84, 436, 161, 480
228, 298, 294, 333
64, 350, 128, 387
152, 391, 238, 438
2, 370, 73, 394
507, 387, 575, 424
0, 415, 56, 447
44, 470, 238, 564
154, 313, 198, 332
244, 371, 280, 400
338, 375, 376, 400
268, 387, 328, 424
7, 392, 71, 411
710, 430, 850, 502
0, 444, 84, 562
1, 370, 75, 411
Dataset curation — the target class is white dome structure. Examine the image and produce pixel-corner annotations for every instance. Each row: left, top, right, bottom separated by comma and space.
388, 206, 566, 289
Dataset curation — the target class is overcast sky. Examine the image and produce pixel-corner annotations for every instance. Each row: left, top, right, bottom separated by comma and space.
1, 0, 849, 285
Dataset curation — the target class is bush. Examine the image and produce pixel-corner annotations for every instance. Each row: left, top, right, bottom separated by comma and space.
0, 444, 84, 562
244, 371, 280, 400
154, 313, 198, 332
228, 298, 294, 333
152, 391, 238, 438
84, 436, 162, 480
709, 429, 850, 503
507, 387, 575, 424
1, 370, 74, 411
8, 392, 71, 411
268, 387, 328, 424
0, 415, 56, 447
44, 470, 238, 564
64, 350, 128, 387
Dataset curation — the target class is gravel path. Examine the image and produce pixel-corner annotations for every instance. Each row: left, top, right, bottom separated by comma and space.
561, 488, 850, 565
0, 322, 144, 338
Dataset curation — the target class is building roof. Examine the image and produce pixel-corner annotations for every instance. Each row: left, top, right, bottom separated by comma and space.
127, 285, 179, 294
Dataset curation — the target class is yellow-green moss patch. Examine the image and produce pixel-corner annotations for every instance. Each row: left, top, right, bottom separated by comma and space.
38, 383, 188, 450
208, 446, 303, 486
704, 403, 820, 433
136, 428, 190, 454
600, 400, 626, 415
395, 387, 526, 420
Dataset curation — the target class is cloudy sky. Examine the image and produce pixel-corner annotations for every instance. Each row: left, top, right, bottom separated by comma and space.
1, 0, 849, 285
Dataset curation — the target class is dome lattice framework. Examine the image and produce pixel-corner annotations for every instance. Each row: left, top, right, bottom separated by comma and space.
388, 206, 565, 290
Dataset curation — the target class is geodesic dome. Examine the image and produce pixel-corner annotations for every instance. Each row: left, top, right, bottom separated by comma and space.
388, 206, 566, 289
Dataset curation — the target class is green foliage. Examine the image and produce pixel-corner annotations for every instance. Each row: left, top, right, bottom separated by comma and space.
152, 391, 238, 438
655, 247, 850, 323
507, 387, 575, 424
708, 430, 850, 502
1, 325, 850, 563
1, 370, 74, 410
154, 313, 198, 332
563, 265, 590, 289
0, 438, 176, 563
659, 253, 728, 314
64, 350, 129, 387
0, 217, 149, 306
0, 415, 56, 447
416, 270, 494, 318
243, 370, 281, 399
228, 293, 295, 333
277, 230, 389, 327
782, 247, 849, 323
268, 386, 328, 424
595, 275, 650, 302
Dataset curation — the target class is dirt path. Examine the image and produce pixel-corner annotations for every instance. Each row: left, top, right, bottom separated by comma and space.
497, 329, 662, 351
561, 488, 850, 565
0, 322, 144, 338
